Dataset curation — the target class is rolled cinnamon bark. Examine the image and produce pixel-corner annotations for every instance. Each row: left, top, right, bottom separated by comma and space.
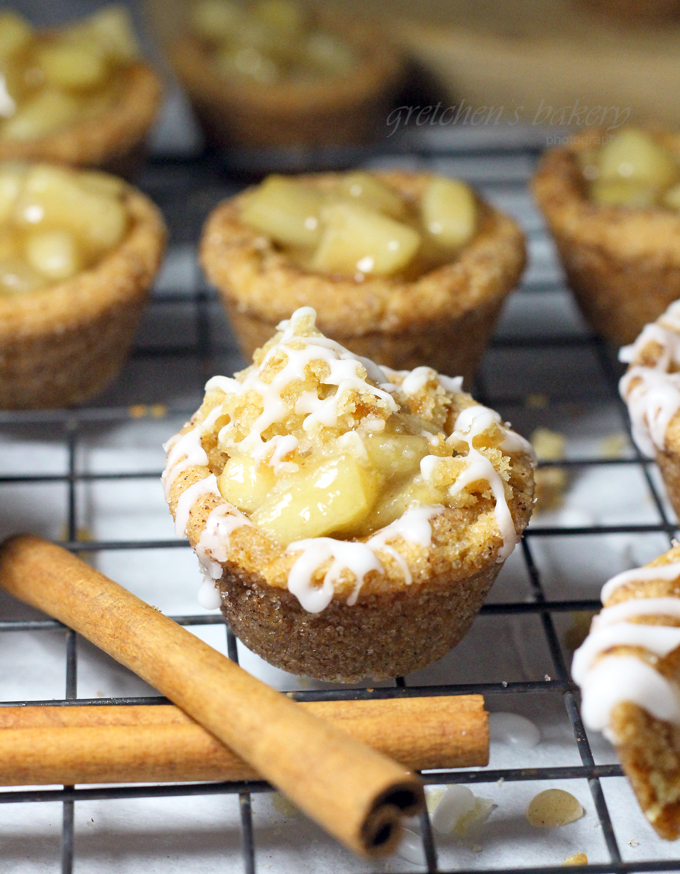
0, 534, 424, 856
0, 697, 488, 786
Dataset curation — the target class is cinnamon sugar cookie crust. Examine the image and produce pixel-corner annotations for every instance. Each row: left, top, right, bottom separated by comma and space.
201, 172, 526, 383
532, 133, 680, 346
0, 183, 166, 409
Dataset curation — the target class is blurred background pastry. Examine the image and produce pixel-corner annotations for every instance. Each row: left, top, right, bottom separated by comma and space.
149, 0, 404, 150
0, 6, 162, 177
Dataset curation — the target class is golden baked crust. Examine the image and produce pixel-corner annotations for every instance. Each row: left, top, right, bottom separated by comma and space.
598, 546, 680, 839
532, 133, 680, 346
165, 370, 535, 682
169, 16, 403, 149
0, 64, 162, 178
201, 171, 526, 381
0, 183, 166, 409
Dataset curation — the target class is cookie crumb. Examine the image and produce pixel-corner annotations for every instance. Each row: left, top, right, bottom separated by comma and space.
563, 853, 588, 866
527, 789, 584, 828
531, 427, 568, 512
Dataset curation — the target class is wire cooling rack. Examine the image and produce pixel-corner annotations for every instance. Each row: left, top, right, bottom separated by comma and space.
1, 127, 679, 874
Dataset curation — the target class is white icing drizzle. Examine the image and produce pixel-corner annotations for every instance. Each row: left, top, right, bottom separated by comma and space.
437, 374, 464, 394
162, 426, 209, 499
572, 622, 680, 684
573, 558, 680, 733
580, 656, 680, 733
218, 307, 397, 459
595, 596, 680, 628
619, 300, 680, 456
447, 406, 518, 562
401, 366, 438, 396
194, 503, 253, 611
196, 503, 252, 579
285, 506, 444, 611
162, 406, 225, 500
488, 712, 541, 748
600, 561, 680, 602
286, 538, 384, 612
367, 505, 445, 586
198, 575, 223, 610
205, 375, 240, 395
251, 433, 300, 474
174, 475, 221, 538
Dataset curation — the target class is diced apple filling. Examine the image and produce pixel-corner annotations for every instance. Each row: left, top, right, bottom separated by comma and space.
312, 202, 421, 276
189, 0, 357, 84
421, 177, 477, 249
0, 7, 140, 143
239, 171, 479, 277
0, 162, 128, 296
217, 429, 449, 545
584, 129, 680, 209
239, 176, 324, 249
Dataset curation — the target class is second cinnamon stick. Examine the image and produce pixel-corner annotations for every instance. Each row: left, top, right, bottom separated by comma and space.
0, 534, 422, 856
0, 697, 488, 786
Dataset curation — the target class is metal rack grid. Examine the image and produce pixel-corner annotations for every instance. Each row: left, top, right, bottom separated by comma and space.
0, 132, 678, 874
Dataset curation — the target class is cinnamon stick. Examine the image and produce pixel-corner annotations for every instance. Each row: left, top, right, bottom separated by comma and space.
0, 534, 423, 856
0, 697, 488, 785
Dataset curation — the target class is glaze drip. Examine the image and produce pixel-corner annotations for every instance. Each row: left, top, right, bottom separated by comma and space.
573, 556, 680, 733
620, 299, 680, 456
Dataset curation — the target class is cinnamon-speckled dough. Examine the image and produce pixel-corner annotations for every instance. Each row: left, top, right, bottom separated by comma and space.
532, 132, 680, 346
200, 171, 526, 383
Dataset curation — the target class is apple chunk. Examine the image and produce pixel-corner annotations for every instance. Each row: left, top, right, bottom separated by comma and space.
421, 176, 477, 249
218, 455, 276, 513
240, 175, 324, 249
250, 454, 379, 544
337, 172, 406, 219
311, 202, 421, 276
598, 129, 680, 190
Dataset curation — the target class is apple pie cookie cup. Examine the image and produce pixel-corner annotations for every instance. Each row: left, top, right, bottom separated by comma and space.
0, 64, 162, 180
0, 165, 166, 409
160, 2, 403, 150
619, 299, 680, 518
163, 309, 535, 682
0, 9, 162, 178
573, 546, 680, 839
532, 130, 680, 347
201, 171, 526, 383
